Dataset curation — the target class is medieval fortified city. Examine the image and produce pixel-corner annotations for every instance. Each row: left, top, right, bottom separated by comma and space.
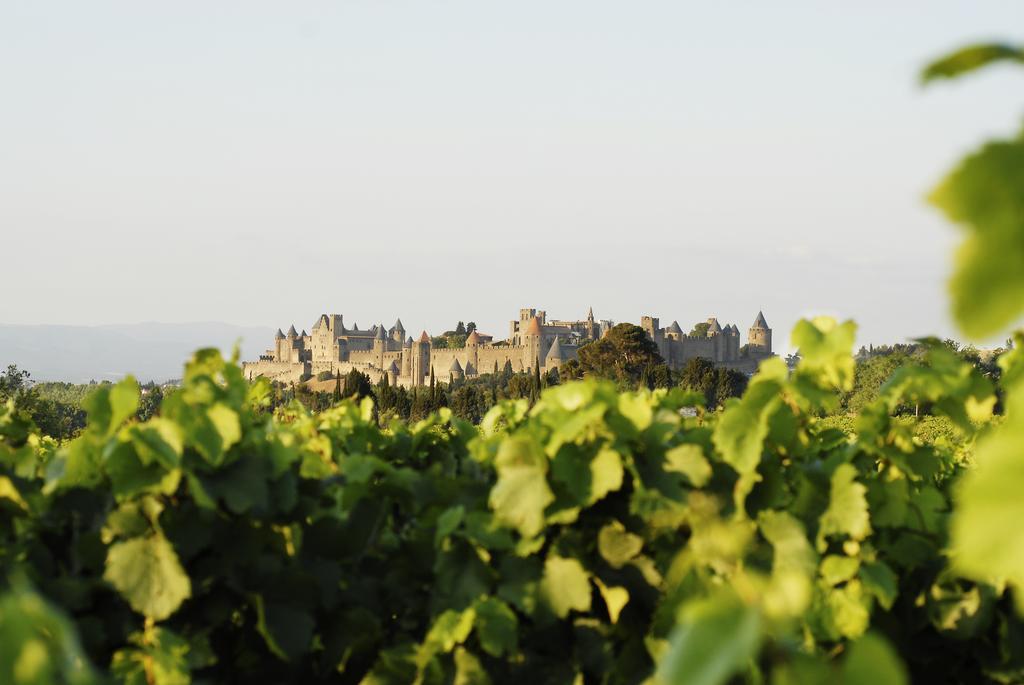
242, 307, 774, 387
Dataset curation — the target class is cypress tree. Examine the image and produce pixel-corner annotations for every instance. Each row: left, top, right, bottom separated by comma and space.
429, 367, 436, 408
333, 375, 341, 403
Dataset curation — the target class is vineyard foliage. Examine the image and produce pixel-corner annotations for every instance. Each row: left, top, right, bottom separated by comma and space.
0, 315, 1022, 685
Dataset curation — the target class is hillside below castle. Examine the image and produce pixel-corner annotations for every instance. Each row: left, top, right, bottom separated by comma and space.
241, 308, 773, 387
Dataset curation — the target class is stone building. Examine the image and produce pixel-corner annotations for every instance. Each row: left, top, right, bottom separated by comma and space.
242, 308, 773, 386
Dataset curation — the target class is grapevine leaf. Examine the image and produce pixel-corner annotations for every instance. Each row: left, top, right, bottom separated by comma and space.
922, 43, 1024, 83
255, 596, 315, 662
859, 561, 899, 611
540, 556, 591, 618
589, 447, 624, 503
84, 377, 140, 437
791, 318, 857, 392
453, 647, 492, 685
841, 632, 908, 685
950, 408, 1024, 595
928, 135, 1024, 338
129, 419, 183, 470
820, 556, 860, 586
597, 521, 644, 569
435, 505, 465, 548
110, 627, 190, 685
473, 597, 518, 657
713, 358, 786, 475
0, 476, 28, 513
104, 534, 191, 622
664, 444, 711, 487
423, 608, 475, 656
656, 594, 761, 685
105, 442, 181, 501
817, 464, 871, 552
823, 581, 870, 640
0, 580, 99, 685
489, 437, 554, 539
593, 577, 630, 624
618, 393, 653, 431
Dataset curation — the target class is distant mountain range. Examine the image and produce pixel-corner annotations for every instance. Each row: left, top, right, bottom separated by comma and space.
0, 322, 274, 383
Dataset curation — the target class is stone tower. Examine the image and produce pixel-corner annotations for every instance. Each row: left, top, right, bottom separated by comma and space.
545, 336, 564, 371
402, 336, 413, 378
412, 331, 431, 386
373, 323, 387, 369
465, 330, 481, 375
523, 316, 542, 371
391, 318, 405, 343
748, 311, 772, 355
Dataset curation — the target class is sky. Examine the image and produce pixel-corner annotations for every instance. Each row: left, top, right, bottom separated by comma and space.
2, 1, 1024, 351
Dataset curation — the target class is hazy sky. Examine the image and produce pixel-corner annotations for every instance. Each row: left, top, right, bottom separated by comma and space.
3, 2, 1024, 350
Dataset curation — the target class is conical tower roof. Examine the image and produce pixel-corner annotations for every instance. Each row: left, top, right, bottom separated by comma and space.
752, 311, 769, 329
375, 324, 386, 341
389, 360, 401, 375
524, 316, 542, 336
301, 329, 308, 337
419, 330, 431, 343
587, 306, 594, 320
466, 330, 482, 346
708, 318, 722, 334
393, 318, 405, 331
668, 320, 683, 334
405, 336, 414, 347
287, 325, 298, 337
546, 337, 564, 361
275, 328, 285, 340
449, 358, 463, 373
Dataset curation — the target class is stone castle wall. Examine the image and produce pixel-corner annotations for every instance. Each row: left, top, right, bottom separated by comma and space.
242, 308, 773, 388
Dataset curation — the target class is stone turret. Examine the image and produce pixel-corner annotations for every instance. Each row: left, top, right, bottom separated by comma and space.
545, 337, 564, 370
523, 316, 543, 370
748, 311, 772, 356
412, 331, 432, 386
402, 336, 413, 377
449, 357, 464, 381
373, 323, 387, 368
287, 325, 298, 338
275, 328, 285, 340
390, 318, 406, 343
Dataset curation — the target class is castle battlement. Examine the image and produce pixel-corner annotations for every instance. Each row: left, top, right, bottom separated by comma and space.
242, 307, 773, 387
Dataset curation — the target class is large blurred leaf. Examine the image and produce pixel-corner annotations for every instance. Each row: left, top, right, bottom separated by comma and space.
922, 43, 1024, 83
791, 317, 857, 392
0, 581, 98, 685
489, 437, 554, 538
928, 135, 1024, 338
712, 358, 787, 474
950, 407, 1024, 600
841, 632, 908, 685
656, 594, 761, 685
